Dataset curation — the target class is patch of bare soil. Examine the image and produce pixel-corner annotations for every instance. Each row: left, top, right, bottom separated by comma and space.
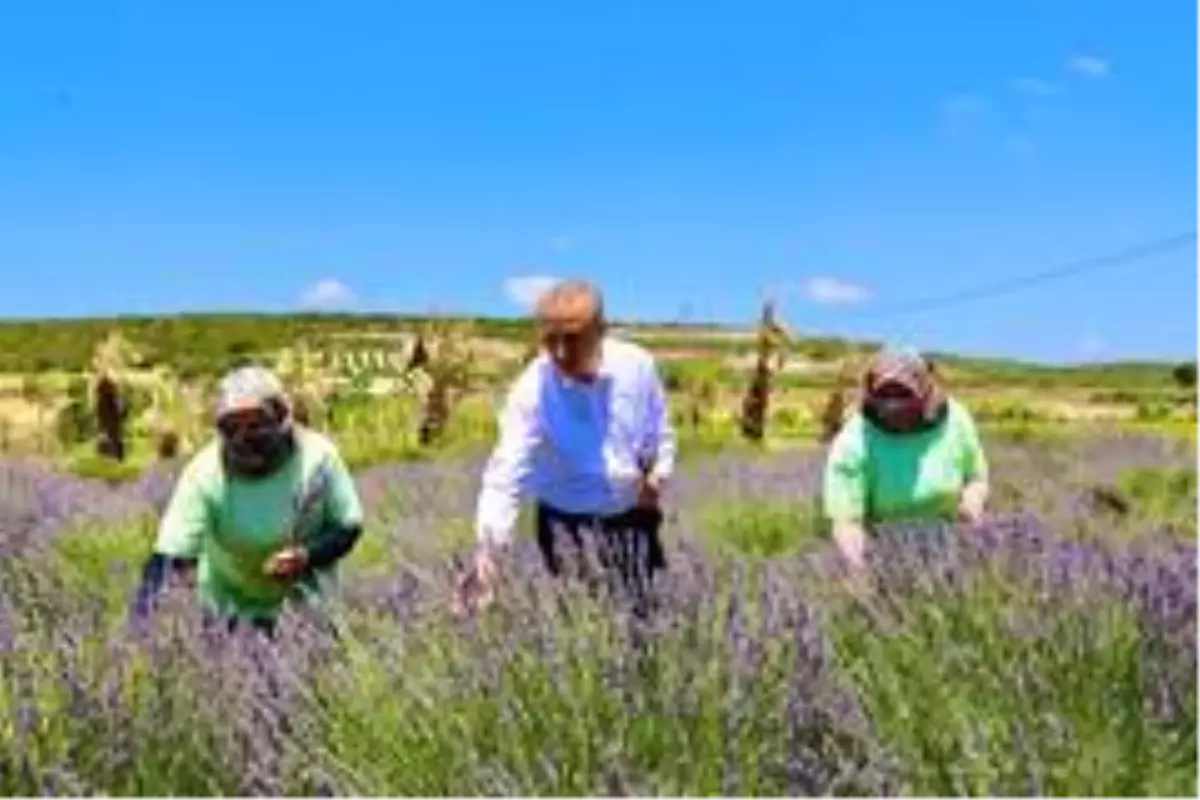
0, 395, 52, 442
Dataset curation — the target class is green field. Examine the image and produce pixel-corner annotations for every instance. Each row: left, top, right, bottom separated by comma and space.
0, 312, 1195, 795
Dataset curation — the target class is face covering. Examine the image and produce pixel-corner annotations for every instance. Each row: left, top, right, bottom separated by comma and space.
867, 393, 925, 431
861, 350, 947, 434
218, 400, 295, 478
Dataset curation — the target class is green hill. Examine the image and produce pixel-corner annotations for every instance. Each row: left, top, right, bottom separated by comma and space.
0, 312, 1190, 391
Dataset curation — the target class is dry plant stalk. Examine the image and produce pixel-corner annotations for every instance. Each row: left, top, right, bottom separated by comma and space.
18, 376, 55, 456
145, 365, 187, 460
819, 358, 864, 444
276, 339, 328, 427
416, 319, 476, 446
89, 330, 140, 462
93, 375, 125, 460
739, 298, 789, 443
406, 335, 430, 373
156, 430, 181, 460
687, 368, 718, 432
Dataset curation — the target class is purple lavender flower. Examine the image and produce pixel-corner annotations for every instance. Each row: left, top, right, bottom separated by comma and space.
0, 432, 1195, 795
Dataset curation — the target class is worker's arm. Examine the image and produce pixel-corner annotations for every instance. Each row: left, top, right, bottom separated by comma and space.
307, 447, 365, 569
822, 422, 869, 569
955, 403, 990, 523
131, 460, 209, 620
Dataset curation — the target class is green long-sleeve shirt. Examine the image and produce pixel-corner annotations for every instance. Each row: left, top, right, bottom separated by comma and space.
153, 427, 363, 622
822, 398, 988, 525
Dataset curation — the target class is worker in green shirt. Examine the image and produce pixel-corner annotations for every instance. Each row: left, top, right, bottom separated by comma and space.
822, 347, 989, 571
130, 366, 365, 633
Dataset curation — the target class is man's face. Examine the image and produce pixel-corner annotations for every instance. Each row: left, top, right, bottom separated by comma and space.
538, 299, 603, 380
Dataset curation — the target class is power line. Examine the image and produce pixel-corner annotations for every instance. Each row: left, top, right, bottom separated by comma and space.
846, 230, 1197, 319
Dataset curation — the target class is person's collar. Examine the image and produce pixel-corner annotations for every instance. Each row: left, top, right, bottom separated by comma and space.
594, 337, 614, 378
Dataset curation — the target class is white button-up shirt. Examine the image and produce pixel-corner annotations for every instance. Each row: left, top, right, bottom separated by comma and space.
475, 337, 677, 546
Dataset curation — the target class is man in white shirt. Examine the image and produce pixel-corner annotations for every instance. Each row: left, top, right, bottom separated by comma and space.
455, 279, 677, 616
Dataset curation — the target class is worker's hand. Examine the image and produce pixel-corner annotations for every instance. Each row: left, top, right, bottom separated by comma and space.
637, 473, 663, 510
955, 474, 984, 525
831, 520, 867, 572
263, 545, 310, 581
829, 521, 877, 609
452, 545, 501, 619
957, 483, 987, 526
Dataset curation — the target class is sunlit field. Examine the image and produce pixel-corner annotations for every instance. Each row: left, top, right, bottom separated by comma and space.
1, 424, 1194, 795
2, 0, 1195, 792
0, 317, 1195, 794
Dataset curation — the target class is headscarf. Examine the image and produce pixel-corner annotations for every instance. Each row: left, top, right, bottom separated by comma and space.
860, 347, 948, 434
215, 366, 297, 477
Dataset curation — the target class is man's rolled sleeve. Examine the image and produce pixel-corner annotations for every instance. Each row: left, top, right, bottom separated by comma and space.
643, 360, 677, 481
475, 376, 543, 547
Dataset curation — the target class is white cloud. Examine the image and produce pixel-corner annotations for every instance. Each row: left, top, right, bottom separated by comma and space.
1068, 54, 1110, 78
299, 278, 356, 310
1012, 77, 1060, 97
803, 276, 870, 306
503, 274, 561, 310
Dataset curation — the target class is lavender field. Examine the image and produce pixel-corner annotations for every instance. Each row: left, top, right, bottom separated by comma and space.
0, 431, 1195, 796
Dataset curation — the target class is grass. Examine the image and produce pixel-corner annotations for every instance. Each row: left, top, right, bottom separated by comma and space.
1119, 465, 1198, 532
697, 499, 826, 559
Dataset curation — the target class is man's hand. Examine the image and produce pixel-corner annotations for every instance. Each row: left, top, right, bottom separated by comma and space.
263, 545, 310, 581
637, 473, 663, 510
452, 545, 501, 619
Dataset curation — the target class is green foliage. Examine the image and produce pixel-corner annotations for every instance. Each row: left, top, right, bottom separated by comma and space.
1118, 466, 1197, 535
52, 516, 157, 617
674, 425, 760, 462
1136, 402, 1174, 422
658, 358, 729, 392
828, 574, 1195, 796
67, 452, 149, 484
1171, 361, 1196, 388
307, 590, 872, 796
0, 313, 530, 375
972, 400, 1047, 425
0, 313, 1185, 394
699, 500, 825, 558
120, 382, 154, 426
3, 429, 1195, 796
55, 378, 96, 447
17, 489, 1192, 796
769, 406, 810, 437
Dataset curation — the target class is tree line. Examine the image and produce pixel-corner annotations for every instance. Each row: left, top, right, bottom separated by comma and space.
0, 312, 1191, 392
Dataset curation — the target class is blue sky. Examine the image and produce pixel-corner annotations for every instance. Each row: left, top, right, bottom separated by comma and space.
0, 0, 1194, 362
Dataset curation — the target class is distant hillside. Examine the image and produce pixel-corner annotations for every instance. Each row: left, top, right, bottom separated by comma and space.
0, 311, 1189, 389
0, 311, 824, 373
